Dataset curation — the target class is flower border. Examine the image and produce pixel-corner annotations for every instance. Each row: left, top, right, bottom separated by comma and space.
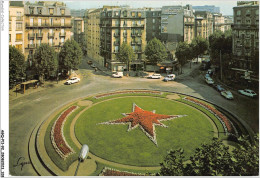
94, 90, 162, 99
99, 167, 146, 176
51, 105, 78, 159
183, 97, 238, 136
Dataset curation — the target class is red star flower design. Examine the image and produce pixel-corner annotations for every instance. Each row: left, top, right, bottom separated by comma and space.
99, 103, 187, 145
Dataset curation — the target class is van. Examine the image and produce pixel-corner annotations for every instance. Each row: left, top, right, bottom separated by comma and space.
112, 72, 123, 78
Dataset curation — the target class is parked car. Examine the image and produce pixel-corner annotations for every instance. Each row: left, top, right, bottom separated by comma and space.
87, 60, 93, 65
214, 84, 225, 92
205, 77, 214, 85
204, 73, 210, 79
163, 74, 176, 82
65, 77, 80, 85
221, 90, 234, 100
207, 69, 213, 76
148, 74, 161, 79
112, 72, 123, 78
238, 89, 257, 98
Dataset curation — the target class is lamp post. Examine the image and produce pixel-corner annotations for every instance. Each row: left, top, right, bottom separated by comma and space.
74, 144, 89, 176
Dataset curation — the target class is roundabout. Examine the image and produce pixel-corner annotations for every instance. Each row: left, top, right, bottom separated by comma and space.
29, 90, 248, 176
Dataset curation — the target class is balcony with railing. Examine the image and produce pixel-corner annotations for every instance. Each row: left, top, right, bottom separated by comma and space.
28, 44, 35, 48
114, 41, 120, 46
28, 33, 35, 39
131, 41, 136, 45
48, 32, 55, 38
59, 32, 66, 37
36, 33, 43, 38
114, 33, 119, 37
16, 16, 23, 21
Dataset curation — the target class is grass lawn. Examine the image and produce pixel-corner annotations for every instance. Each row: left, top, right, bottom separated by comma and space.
75, 97, 214, 166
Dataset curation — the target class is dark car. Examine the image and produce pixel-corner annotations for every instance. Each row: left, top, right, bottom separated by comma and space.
214, 84, 225, 92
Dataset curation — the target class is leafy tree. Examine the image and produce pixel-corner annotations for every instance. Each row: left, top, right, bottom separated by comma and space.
145, 37, 167, 71
159, 136, 259, 176
32, 43, 58, 82
116, 42, 135, 73
191, 36, 208, 61
59, 39, 83, 74
78, 33, 87, 56
9, 46, 26, 88
175, 41, 192, 74
209, 30, 232, 66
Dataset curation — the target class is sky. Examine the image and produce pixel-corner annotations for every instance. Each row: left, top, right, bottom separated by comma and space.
65, 0, 238, 15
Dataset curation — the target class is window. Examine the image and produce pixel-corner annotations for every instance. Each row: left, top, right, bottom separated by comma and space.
50, 18, 53, 26
16, 12, 22, 20
29, 7, 34, 14
236, 10, 241, 16
153, 12, 155, 16
16, 33, 22, 41
256, 10, 259, 15
49, 8, 54, 15
131, 12, 135, 17
237, 20, 241, 24
246, 9, 251, 15
153, 19, 155, 23
16, 22, 22, 30
37, 39, 41, 46
115, 46, 119, 52
37, 7, 42, 15
30, 18, 33, 26
61, 37, 64, 43
61, 9, 65, 15
138, 12, 141, 17
246, 19, 251, 24
38, 18, 42, 26
61, 29, 65, 35
123, 10, 127, 17
49, 38, 53, 45
114, 11, 119, 16
15, 44, 22, 50
9, 22, 11, 30
9, 34, 11, 42
61, 18, 65, 26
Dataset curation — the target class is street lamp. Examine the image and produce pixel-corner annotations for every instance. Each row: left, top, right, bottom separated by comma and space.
74, 144, 89, 176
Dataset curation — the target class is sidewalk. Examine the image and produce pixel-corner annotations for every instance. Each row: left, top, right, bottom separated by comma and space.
175, 62, 201, 79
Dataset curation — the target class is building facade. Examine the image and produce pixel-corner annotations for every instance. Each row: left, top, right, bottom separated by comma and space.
145, 8, 162, 42
71, 17, 84, 43
9, 2, 25, 53
194, 11, 213, 39
100, 8, 147, 71
24, 1, 72, 61
231, 3, 259, 84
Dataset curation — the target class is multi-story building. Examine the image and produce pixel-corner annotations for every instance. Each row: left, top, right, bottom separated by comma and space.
224, 15, 233, 31
145, 8, 162, 42
71, 17, 84, 43
231, 2, 259, 84
194, 11, 213, 39
193, 5, 220, 13
71, 9, 86, 17
161, 5, 194, 54
9, 1, 25, 53
24, 1, 72, 61
213, 13, 225, 32
100, 8, 146, 71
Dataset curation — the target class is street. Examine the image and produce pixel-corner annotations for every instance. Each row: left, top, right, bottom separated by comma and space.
9, 59, 258, 176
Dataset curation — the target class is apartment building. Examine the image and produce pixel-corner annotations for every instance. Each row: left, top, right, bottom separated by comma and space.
194, 11, 213, 39
24, 1, 72, 61
100, 8, 146, 71
9, 1, 25, 53
145, 8, 162, 42
231, 2, 259, 84
161, 5, 194, 54
213, 13, 225, 32
71, 17, 84, 43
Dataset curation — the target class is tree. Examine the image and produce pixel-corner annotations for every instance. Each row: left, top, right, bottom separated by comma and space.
159, 135, 259, 176
78, 33, 87, 56
175, 41, 192, 74
59, 39, 83, 74
32, 43, 58, 82
116, 42, 135, 73
209, 30, 232, 66
145, 38, 167, 72
9, 46, 26, 88
191, 36, 208, 61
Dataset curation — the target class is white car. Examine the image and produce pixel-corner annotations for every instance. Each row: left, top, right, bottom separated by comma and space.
238, 89, 257, 98
221, 90, 234, 100
148, 74, 161, 79
205, 77, 214, 85
65, 77, 80, 85
112, 72, 123, 78
163, 74, 176, 82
